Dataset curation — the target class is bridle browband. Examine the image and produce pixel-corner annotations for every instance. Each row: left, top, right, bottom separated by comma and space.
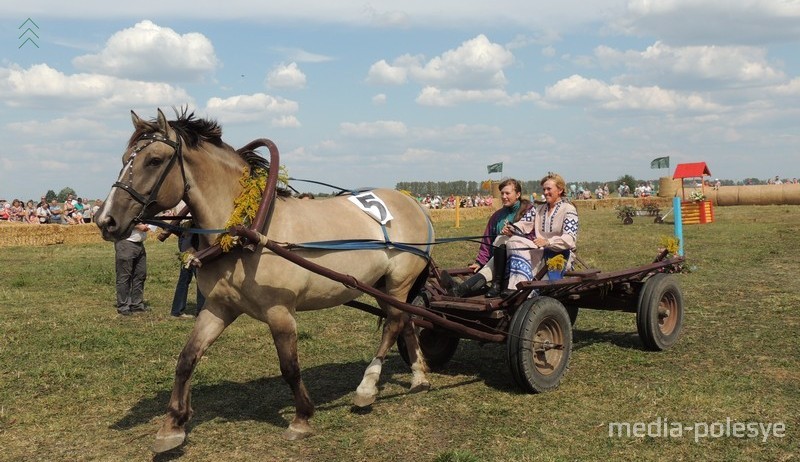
111, 132, 189, 223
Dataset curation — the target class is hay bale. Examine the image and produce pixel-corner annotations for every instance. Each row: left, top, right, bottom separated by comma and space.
738, 185, 776, 205
782, 184, 800, 205
658, 177, 680, 198
0, 223, 106, 248
62, 224, 105, 245
710, 186, 737, 206
0, 223, 66, 247
429, 207, 493, 223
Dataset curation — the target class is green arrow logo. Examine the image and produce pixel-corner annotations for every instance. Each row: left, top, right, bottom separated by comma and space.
19, 18, 40, 49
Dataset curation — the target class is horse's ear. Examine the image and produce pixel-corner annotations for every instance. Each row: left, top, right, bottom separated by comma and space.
156, 108, 169, 134
131, 110, 146, 130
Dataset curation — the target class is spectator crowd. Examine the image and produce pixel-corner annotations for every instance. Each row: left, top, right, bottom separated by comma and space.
0, 194, 103, 225
417, 194, 494, 209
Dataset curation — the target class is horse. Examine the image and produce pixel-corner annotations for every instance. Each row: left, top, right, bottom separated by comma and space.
95, 108, 434, 452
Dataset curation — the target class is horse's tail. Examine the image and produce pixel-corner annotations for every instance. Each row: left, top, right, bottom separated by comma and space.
406, 260, 432, 303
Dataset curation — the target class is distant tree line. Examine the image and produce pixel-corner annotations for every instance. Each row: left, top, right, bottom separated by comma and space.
35, 187, 79, 203
395, 175, 778, 197
396, 176, 646, 197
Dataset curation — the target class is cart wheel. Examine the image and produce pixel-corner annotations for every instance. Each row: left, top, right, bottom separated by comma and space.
507, 297, 572, 393
397, 296, 459, 370
636, 273, 684, 351
623, 216, 633, 225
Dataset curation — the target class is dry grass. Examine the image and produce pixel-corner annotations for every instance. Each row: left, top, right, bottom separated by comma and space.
0, 222, 105, 247
0, 205, 797, 461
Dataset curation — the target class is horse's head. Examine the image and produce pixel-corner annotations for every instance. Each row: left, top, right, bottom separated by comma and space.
95, 109, 188, 241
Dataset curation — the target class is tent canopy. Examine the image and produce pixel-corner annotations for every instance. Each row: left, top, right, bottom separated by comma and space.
673, 162, 711, 179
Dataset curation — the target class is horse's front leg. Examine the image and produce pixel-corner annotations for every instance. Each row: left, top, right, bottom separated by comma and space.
153, 307, 238, 453
268, 306, 315, 440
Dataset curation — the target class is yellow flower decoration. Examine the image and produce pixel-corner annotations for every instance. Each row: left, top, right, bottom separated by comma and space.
659, 235, 680, 255
215, 165, 289, 252
547, 254, 567, 271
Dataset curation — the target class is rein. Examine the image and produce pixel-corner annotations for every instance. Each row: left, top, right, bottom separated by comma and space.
128, 134, 505, 263
112, 133, 189, 223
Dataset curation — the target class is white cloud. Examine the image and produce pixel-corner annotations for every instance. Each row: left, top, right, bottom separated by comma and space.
416, 87, 539, 107
545, 74, 722, 112
363, 4, 411, 28
0, 63, 193, 109
771, 77, 800, 96
271, 115, 301, 128
366, 59, 409, 85
372, 93, 387, 105
400, 147, 438, 162
615, 0, 800, 45
271, 47, 335, 63
0, 2, 628, 30
595, 41, 785, 88
72, 20, 219, 82
416, 34, 514, 88
204, 93, 299, 123
266, 62, 307, 89
6, 117, 111, 137
367, 35, 514, 90
339, 120, 408, 138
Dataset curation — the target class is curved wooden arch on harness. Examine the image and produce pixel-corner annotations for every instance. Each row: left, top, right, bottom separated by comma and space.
183, 138, 434, 264
185, 138, 281, 264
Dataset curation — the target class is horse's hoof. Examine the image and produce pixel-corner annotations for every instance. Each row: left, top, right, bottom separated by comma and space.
409, 379, 431, 394
353, 392, 376, 408
283, 423, 313, 441
152, 431, 186, 453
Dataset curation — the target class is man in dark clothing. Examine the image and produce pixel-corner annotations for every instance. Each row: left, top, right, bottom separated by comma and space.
170, 228, 205, 319
115, 223, 151, 315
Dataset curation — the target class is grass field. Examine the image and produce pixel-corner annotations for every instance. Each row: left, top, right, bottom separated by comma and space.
0, 205, 797, 461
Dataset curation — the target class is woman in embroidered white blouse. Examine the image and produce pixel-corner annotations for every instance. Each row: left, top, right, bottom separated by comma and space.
504, 173, 579, 291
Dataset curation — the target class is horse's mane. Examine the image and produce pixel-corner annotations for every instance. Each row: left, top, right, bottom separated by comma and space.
129, 108, 290, 196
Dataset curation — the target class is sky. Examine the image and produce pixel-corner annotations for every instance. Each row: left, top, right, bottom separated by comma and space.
1, 1, 799, 201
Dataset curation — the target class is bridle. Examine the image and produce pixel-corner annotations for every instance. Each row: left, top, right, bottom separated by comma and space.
111, 132, 189, 223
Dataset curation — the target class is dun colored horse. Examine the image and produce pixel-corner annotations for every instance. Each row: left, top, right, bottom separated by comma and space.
95, 109, 433, 452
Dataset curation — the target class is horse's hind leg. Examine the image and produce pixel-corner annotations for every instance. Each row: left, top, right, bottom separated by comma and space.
400, 319, 431, 393
353, 296, 430, 407
267, 306, 315, 440
153, 307, 238, 453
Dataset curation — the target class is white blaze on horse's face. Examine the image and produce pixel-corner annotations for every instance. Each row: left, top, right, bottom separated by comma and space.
95, 150, 135, 226
96, 109, 184, 241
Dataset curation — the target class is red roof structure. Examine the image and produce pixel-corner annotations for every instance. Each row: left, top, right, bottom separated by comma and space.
673, 162, 711, 179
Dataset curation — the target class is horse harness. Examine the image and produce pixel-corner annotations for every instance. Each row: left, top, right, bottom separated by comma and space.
112, 132, 190, 224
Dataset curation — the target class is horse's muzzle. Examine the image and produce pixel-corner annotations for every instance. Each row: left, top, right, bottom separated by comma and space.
95, 214, 133, 242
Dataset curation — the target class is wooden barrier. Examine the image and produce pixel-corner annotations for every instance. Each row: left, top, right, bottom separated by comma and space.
680, 200, 714, 224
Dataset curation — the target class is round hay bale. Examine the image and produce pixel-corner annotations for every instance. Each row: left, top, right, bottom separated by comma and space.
782, 183, 800, 205
0, 222, 105, 248
491, 181, 502, 210
658, 177, 680, 198
739, 185, 785, 205
712, 186, 739, 206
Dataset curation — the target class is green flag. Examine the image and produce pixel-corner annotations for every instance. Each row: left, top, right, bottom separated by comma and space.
650, 156, 669, 169
487, 162, 503, 174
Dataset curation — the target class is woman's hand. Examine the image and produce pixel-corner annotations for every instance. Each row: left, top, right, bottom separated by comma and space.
532, 237, 548, 248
